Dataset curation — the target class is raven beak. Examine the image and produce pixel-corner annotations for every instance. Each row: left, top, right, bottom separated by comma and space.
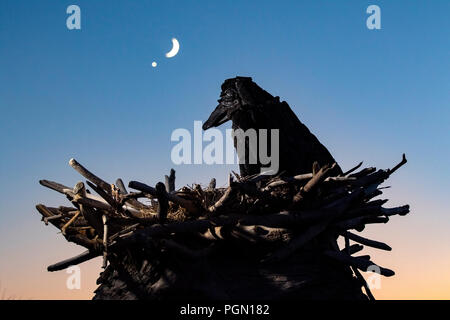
202, 104, 231, 130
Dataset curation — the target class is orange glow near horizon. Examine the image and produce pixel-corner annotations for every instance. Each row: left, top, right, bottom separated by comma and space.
1, 181, 449, 300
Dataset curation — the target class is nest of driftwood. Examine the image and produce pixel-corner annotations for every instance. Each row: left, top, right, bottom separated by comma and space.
36, 155, 409, 300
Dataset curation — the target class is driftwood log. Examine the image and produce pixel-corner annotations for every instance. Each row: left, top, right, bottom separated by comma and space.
35, 155, 409, 300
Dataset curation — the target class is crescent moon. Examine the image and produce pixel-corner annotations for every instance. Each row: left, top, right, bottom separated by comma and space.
165, 38, 180, 58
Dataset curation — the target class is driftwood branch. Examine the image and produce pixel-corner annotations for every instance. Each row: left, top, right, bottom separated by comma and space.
352, 266, 375, 300
69, 158, 111, 194
208, 178, 216, 190
86, 181, 118, 211
48, 250, 100, 272
102, 215, 108, 268
164, 169, 176, 193
39, 180, 71, 195
128, 181, 199, 214
263, 173, 312, 190
342, 161, 363, 176
381, 205, 410, 216
116, 178, 128, 194
324, 250, 395, 277
155, 182, 168, 222
208, 185, 235, 214
291, 163, 337, 207
342, 244, 364, 255
389, 153, 407, 175
341, 231, 392, 251
262, 221, 330, 263
334, 215, 389, 231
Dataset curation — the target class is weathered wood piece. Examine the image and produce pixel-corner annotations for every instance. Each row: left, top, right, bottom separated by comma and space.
164, 169, 176, 193
155, 182, 168, 222
342, 161, 363, 176
48, 250, 100, 272
324, 250, 395, 277
115, 178, 128, 195
128, 181, 199, 214
69, 158, 111, 194
341, 231, 392, 251
102, 215, 108, 268
208, 178, 216, 190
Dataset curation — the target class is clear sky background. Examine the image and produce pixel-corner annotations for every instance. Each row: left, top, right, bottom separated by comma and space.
0, 0, 449, 299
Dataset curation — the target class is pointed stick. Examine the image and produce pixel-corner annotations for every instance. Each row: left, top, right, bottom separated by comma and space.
324, 176, 357, 183
342, 161, 363, 176
86, 181, 118, 210
263, 173, 312, 190
324, 250, 395, 277
341, 244, 364, 255
208, 178, 216, 190
208, 185, 235, 214
349, 167, 376, 178
43, 214, 62, 226
381, 205, 410, 216
62, 188, 114, 212
73, 182, 104, 235
102, 215, 108, 268
47, 250, 100, 272
115, 178, 128, 195
69, 158, 111, 194
344, 235, 350, 253
341, 231, 392, 251
164, 169, 176, 193
61, 211, 81, 235
36, 204, 63, 228
334, 215, 389, 231
352, 266, 375, 300
39, 180, 71, 195
291, 163, 337, 206
388, 153, 407, 175
128, 181, 199, 214
155, 182, 168, 222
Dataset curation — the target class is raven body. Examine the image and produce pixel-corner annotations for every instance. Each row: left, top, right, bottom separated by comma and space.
203, 77, 342, 177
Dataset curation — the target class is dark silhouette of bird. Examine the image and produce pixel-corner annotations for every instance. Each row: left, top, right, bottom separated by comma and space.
202, 76, 342, 177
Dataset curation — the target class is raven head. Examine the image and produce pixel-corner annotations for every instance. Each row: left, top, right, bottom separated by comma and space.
202, 76, 274, 130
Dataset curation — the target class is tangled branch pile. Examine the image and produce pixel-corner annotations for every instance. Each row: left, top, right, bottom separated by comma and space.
36, 155, 409, 300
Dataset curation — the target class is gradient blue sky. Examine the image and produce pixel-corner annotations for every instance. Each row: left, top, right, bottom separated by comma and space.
0, 0, 449, 299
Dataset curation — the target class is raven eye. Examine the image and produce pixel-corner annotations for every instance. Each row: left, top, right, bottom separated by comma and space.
222, 89, 236, 101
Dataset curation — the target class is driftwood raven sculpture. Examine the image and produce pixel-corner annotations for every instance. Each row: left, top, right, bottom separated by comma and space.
203, 76, 342, 177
